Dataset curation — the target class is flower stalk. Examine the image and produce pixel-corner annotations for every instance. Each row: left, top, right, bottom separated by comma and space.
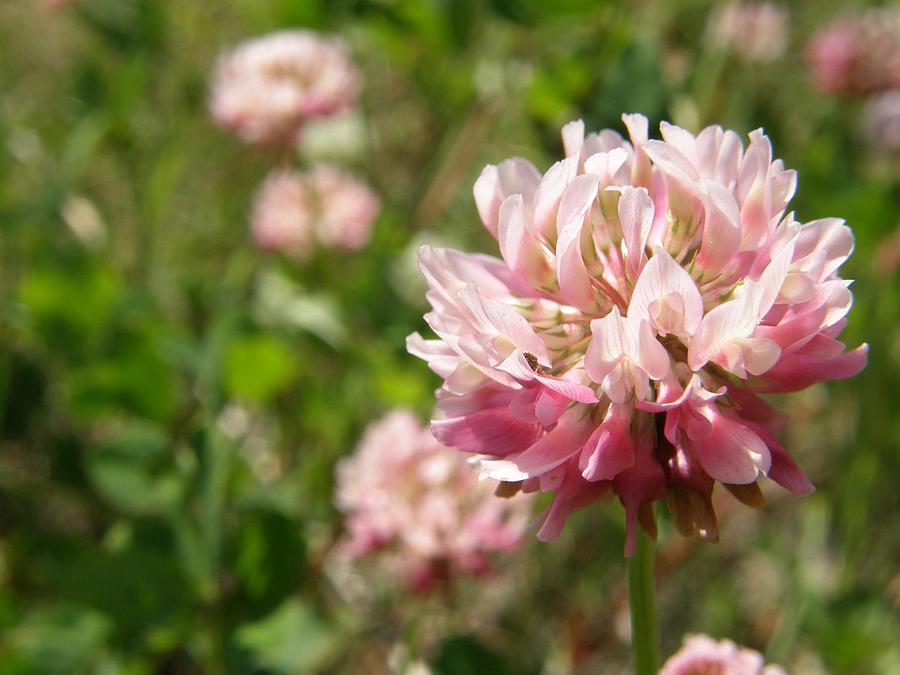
627, 529, 659, 675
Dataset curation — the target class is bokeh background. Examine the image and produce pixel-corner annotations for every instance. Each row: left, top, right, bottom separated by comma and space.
1, 0, 898, 673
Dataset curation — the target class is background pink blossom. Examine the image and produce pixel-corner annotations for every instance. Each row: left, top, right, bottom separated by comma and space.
335, 409, 532, 591
210, 31, 360, 146
311, 165, 381, 251
661, 634, 786, 675
250, 170, 316, 258
806, 10, 900, 96
250, 167, 380, 258
706, 2, 789, 63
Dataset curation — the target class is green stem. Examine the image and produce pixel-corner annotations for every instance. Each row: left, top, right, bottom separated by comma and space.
627, 529, 660, 675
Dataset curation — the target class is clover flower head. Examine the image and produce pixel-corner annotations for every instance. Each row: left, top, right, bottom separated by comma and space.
806, 10, 900, 96
251, 166, 379, 258
408, 115, 867, 554
707, 2, 789, 64
310, 165, 381, 252
251, 169, 316, 258
335, 410, 532, 591
211, 31, 360, 146
661, 634, 786, 675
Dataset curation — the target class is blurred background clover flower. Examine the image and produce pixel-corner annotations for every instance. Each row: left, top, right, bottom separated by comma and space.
705, 2, 789, 64
805, 8, 900, 97
333, 409, 532, 592
251, 166, 380, 258
661, 634, 786, 675
210, 31, 360, 147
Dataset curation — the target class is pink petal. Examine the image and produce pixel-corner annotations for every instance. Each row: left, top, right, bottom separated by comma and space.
757, 230, 798, 317
473, 158, 541, 237
688, 282, 763, 371
497, 194, 552, 291
629, 247, 704, 337
659, 122, 699, 166
754, 343, 868, 393
561, 119, 586, 158
726, 384, 788, 432
556, 214, 599, 312
736, 130, 774, 251
458, 284, 550, 363
643, 140, 704, 228
695, 180, 741, 279
585, 307, 632, 383
583, 148, 629, 185
686, 408, 771, 484
406, 332, 459, 378
735, 337, 781, 376
618, 186, 654, 281
794, 218, 854, 279
746, 423, 814, 496
536, 461, 611, 541
532, 157, 578, 243
417, 245, 532, 305
480, 408, 595, 481
622, 113, 651, 187
636, 318, 672, 380
756, 304, 829, 352
533, 389, 569, 426
431, 408, 542, 457
555, 173, 600, 237
534, 373, 599, 404
614, 432, 666, 555
579, 405, 636, 481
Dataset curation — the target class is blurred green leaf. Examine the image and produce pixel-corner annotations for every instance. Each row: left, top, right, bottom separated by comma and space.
235, 599, 342, 674
20, 263, 119, 355
67, 341, 179, 422
254, 271, 349, 349
61, 546, 189, 645
0, 605, 111, 675
232, 508, 306, 615
86, 421, 186, 515
433, 635, 511, 675
223, 334, 298, 404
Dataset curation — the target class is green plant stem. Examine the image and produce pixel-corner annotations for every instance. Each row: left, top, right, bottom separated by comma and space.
627, 529, 660, 675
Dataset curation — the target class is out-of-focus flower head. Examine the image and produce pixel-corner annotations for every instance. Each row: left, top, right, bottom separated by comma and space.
806, 10, 900, 96
211, 31, 360, 146
335, 409, 532, 591
310, 165, 381, 251
250, 167, 379, 258
706, 2, 789, 63
661, 634, 786, 675
863, 89, 900, 154
407, 115, 867, 554
250, 170, 316, 258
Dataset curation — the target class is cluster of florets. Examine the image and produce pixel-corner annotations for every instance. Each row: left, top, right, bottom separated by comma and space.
661, 634, 786, 675
334, 410, 532, 591
251, 166, 380, 259
408, 115, 867, 553
211, 31, 359, 146
706, 2, 789, 64
806, 9, 900, 96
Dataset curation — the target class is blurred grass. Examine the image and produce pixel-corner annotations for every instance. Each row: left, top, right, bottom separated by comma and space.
0, 0, 898, 674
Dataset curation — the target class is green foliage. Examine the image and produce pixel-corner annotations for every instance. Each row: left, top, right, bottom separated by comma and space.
432, 635, 511, 675
223, 334, 299, 404
235, 600, 343, 674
